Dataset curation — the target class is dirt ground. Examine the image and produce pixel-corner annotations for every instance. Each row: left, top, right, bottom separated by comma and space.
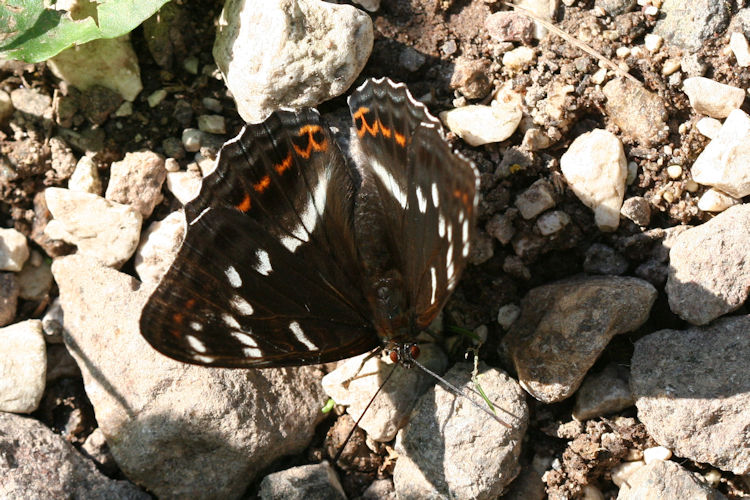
2, 0, 750, 498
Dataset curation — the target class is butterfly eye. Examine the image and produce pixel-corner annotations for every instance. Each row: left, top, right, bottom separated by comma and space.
390, 350, 399, 363
409, 344, 420, 360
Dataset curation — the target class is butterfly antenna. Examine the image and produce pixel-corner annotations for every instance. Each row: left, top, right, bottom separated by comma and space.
410, 357, 513, 428
333, 362, 398, 464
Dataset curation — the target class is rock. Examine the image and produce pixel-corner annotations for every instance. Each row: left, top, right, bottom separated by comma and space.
134, 210, 186, 286
573, 363, 633, 420
666, 204, 750, 325
49, 136, 77, 181
166, 169, 202, 205
48, 36, 142, 101
68, 155, 102, 194
0, 412, 149, 499
322, 345, 448, 442
0, 89, 13, 123
603, 78, 668, 146
41, 298, 65, 344
618, 460, 727, 500
560, 129, 627, 232
44, 188, 143, 268
81, 428, 118, 476
486, 209, 517, 244
697, 188, 741, 212
258, 462, 346, 500
696, 117, 723, 139
450, 57, 492, 100
46, 344, 81, 382
595, 0, 635, 16
78, 85, 123, 125
0, 320, 46, 413
213, 0, 373, 123
620, 196, 651, 226
583, 243, 628, 275
514, 179, 556, 220
182, 128, 202, 152
643, 446, 672, 464
197, 114, 227, 135
469, 230, 495, 265
0, 228, 29, 271
654, 0, 730, 52
142, 2, 187, 70
502, 46, 536, 70
17, 250, 53, 301
440, 86, 523, 146
536, 210, 570, 236
691, 109, 750, 198
497, 303, 521, 330
393, 363, 528, 500
10, 88, 53, 122
730, 32, 750, 67
52, 255, 329, 498
0, 272, 19, 326
485, 11, 534, 43
611, 460, 646, 488
105, 151, 167, 218
631, 316, 750, 475
507, 276, 656, 403
398, 46, 426, 72
361, 479, 396, 500
683, 77, 745, 119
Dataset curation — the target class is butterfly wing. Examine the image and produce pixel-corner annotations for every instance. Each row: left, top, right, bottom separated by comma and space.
348, 78, 479, 335
140, 109, 379, 367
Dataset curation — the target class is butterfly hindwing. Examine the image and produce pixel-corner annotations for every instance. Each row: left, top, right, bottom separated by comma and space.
348, 78, 479, 333
140, 110, 379, 367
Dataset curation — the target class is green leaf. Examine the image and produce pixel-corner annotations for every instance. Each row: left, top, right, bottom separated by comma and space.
473, 376, 497, 415
0, 0, 170, 63
321, 398, 336, 414
446, 324, 480, 342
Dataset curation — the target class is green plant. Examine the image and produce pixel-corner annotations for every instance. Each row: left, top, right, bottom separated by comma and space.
0, 0, 169, 63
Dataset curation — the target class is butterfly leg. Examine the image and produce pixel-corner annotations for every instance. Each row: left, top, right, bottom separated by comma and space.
341, 346, 384, 388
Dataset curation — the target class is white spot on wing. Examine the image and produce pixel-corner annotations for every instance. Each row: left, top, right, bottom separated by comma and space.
193, 354, 216, 363
431, 182, 439, 207
225, 266, 242, 288
222, 313, 241, 329
462, 241, 470, 257
289, 321, 317, 350
231, 331, 258, 348
186, 335, 207, 353
189, 321, 203, 331
462, 219, 469, 243
254, 249, 272, 275
281, 234, 303, 252
430, 267, 437, 305
230, 295, 254, 315
190, 207, 212, 226
416, 186, 427, 213
370, 157, 407, 208
438, 214, 446, 238
242, 347, 262, 357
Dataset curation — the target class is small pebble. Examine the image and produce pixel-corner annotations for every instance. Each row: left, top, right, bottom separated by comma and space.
197, 115, 226, 135
643, 446, 672, 464
0, 229, 29, 272
202, 97, 222, 113
0, 90, 13, 123
147, 89, 168, 108
703, 469, 722, 487
644, 33, 663, 52
536, 210, 570, 236
441, 39, 458, 56
183, 56, 199, 75
684, 179, 699, 192
591, 67, 608, 85
497, 303, 521, 330
695, 117, 722, 139
616, 46, 631, 58
620, 196, 651, 226
502, 46, 535, 70
114, 101, 132, 117
611, 460, 646, 487
666, 165, 682, 179
182, 128, 202, 152
661, 58, 681, 76
683, 77, 745, 118
164, 158, 180, 172
515, 179, 556, 220
730, 32, 750, 68
697, 188, 741, 212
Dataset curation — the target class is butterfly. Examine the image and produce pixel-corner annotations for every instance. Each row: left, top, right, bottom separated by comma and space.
139, 77, 479, 368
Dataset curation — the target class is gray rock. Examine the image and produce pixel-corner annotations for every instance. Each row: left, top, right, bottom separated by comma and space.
197, 114, 226, 135
17, 250, 53, 301
654, 0, 730, 52
44, 188, 142, 268
105, 151, 167, 218
398, 46, 426, 72
583, 243, 628, 275
486, 209, 517, 245
258, 462, 346, 500
617, 459, 726, 500
362, 478, 396, 499
595, 0, 636, 16
620, 196, 651, 226
507, 276, 656, 403
393, 363, 528, 500
631, 316, 750, 475
573, 363, 633, 420
666, 204, 750, 325
0, 272, 19, 326
603, 77, 668, 147
0, 412, 148, 499
485, 11, 534, 44
0, 320, 46, 413
322, 344, 448, 442
49, 136, 77, 180
514, 179, 556, 220
81, 428, 118, 476
213, 0, 373, 123
52, 255, 329, 498
450, 57, 492, 100
41, 297, 65, 343
468, 229, 494, 265
10, 88, 53, 122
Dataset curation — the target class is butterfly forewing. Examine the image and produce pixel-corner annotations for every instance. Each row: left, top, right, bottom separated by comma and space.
140, 110, 379, 367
